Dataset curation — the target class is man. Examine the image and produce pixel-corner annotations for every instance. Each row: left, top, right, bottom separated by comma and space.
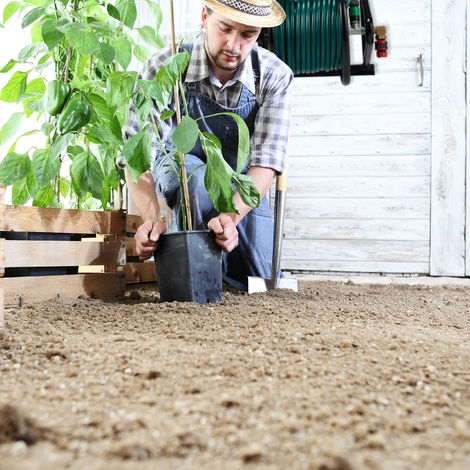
123, 0, 293, 290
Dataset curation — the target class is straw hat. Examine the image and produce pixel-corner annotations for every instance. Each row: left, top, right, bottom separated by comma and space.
203, 0, 286, 28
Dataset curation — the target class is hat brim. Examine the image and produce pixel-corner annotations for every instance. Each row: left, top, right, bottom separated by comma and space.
203, 0, 286, 28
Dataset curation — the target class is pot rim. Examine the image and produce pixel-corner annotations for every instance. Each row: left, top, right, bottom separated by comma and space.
161, 229, 211, 237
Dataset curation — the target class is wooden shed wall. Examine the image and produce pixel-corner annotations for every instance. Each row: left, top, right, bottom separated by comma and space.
283, 0, 432, 274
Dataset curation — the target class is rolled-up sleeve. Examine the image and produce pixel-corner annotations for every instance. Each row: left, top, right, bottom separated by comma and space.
248, 52, 293, 174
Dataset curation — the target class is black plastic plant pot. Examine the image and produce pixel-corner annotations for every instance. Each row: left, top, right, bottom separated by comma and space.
155, 230, 222, 304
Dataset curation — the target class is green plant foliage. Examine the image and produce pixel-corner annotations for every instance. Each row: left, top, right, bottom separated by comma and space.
0, 0, 259, 219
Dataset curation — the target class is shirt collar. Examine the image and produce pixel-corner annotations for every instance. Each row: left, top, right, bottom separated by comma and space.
185, 33, 256, 95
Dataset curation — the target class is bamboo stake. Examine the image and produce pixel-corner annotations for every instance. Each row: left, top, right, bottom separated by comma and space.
169, 0, 192, 230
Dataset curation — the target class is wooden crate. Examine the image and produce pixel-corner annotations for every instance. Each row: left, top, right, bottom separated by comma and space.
0, 189, 127, 314
124, 214, 158, 284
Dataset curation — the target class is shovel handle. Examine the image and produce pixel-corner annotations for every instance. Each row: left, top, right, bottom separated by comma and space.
276, 133, 291, 191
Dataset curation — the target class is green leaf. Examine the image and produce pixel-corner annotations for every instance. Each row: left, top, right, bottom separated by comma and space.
70, 150, 104, 200
94, 42, 115, 65
152, 51, 190, 111
173, 116, 199, 154
41, 121, 54, 135
111, 37, 132, 70
12, 171, 40, 204
58, 176, 70, 199
41, 18, 67, 50
200, 136, 237, 214
133, 44, 151, 63
22, 77, 45, 116
30, 20, 43, 43
23, 97, 43, 116
87, 92, 123, 142
67, 145, 84, 160
135, 98, 153, 128
0, 59, 18, 73
65, 24, 99, 56
232, 173, 260, 209
106, 71, 137, 109
144, 0, 163, 30
137, 26, 159, 48
86, 124, 121, 146
33, 182, 55, 207
32, 148, 60, 187
0, 71, 28, 102
116, 0, 137, 29
122, 126, 151, 183
160, 110, 174, 121
3, 1, 21, 24
50, 133, 73, 159
0, 152, 31, 185
21, 7, 45, 29
18, 43, 44, 62
107, 3, 120, 21
0, 112, 23, 145
202, 112, 250, 173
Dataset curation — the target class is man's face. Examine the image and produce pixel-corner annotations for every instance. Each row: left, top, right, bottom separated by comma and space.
202, 8, 261, 75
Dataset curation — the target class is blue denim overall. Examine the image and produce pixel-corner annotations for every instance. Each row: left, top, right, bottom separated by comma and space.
152, 46, 274, 290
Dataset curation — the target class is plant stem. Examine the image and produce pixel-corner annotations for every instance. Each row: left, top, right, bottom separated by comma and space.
169, 0, 192, 231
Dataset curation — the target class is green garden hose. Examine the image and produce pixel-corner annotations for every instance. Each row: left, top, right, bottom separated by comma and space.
275, 0, 351, 75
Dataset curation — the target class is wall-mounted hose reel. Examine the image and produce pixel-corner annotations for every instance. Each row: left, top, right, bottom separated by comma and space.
258, 0, 384, 85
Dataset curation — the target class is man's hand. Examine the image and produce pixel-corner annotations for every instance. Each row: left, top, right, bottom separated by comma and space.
134, 218, 167, 260
208, 213, 238, 253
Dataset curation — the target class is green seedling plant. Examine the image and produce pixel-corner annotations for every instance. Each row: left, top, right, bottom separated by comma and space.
123, 47, 261, 230
0, 0, 165, 209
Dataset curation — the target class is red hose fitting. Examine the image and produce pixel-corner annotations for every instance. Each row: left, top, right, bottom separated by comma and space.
374, 26, 388, 58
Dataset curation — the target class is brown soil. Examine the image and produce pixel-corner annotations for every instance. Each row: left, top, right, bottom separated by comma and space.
0, 280, 470, 470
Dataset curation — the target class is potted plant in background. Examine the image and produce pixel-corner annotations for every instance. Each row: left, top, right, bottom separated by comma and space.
0, 0, 165, 209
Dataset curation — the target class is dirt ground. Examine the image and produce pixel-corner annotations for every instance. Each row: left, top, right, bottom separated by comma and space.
0, 279, 470, 470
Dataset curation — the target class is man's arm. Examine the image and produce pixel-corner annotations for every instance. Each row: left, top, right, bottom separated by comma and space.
126, 168, 167, 260
208, 166, 276, 253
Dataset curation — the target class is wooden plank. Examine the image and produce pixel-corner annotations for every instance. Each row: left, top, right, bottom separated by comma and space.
383, 23, 431, 47
372, 0, 431, 23
0, 288, 3, 329
292, 92, 430, 116
0, 185, 4, 229
288, 155, 430, 177
288, 176, 429, 198
374, 46, 431, 73
292, 113, 430, 136
289, 134, 430, 157
0, 239, 4, 278
293, 71, 430, 95
124, 237, 138, 257
126, 214, 143, 234
430, 0, 467, 276
282, 239, 429, 263
467, 3, 470, 276
282, 260, 429, 275
4, 240, 127, 268
284, 218, 430, 242
125, 262, 157, 284
0, 273, 126, 307
1, 206, 126, 235
285, 197, 430, 220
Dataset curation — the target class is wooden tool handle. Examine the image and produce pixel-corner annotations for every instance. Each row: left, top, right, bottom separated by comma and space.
276, 130, 291, 192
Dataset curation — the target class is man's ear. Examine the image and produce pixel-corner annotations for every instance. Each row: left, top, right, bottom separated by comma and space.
201, 6, 208, 28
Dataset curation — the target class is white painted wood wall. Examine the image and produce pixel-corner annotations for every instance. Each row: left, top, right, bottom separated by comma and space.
136, 0, 468, 277
284, 0, 433, 274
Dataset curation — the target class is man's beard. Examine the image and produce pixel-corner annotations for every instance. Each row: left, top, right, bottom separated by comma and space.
206, 40, 241, 71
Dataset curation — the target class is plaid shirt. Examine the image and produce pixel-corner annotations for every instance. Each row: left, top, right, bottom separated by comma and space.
122, 33, 293, 174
